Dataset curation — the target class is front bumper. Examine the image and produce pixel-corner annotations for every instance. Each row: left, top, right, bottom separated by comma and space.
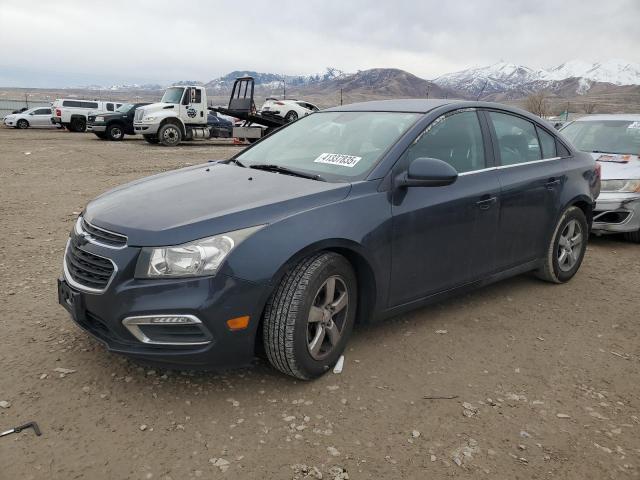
87, 123, 106, 133
592, 193, 640, 234
57, 237, 270, 368
4, 120, 14, 127
134, 122, 159, 135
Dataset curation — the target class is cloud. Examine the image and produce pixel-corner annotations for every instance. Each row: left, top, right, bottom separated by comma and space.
0, 0, 638, 87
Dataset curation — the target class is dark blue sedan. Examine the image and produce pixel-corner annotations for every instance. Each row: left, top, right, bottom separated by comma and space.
58, 99, 600, 379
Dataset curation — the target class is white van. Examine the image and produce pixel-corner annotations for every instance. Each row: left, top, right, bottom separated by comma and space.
51, 99, 127, 132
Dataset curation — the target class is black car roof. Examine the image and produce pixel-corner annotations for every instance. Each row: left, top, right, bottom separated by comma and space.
326, 99, 453, 113
325, 99, 559, 133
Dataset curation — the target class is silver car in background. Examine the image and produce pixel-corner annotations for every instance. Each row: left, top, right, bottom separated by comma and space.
3, 106, 57, 129
562, 114, 640, 242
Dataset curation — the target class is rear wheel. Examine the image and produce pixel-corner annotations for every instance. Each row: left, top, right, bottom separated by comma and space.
263, 252, 357, 379
284, 110, 298, 122
70, 117, 86, 132
158, 123, 182, 146
106, 123, 124, 141
624, 230, 640, 243
536, 206, 588, 283
143, 135, 159, 144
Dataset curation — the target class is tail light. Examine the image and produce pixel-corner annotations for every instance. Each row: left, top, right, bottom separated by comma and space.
595, 162, 601, 180
56, 108, 61, 117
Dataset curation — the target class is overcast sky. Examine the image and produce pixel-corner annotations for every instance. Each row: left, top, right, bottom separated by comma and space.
1, 0, 638, 87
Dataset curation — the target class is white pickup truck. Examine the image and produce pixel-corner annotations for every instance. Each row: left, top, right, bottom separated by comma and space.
51, 99, 127, 132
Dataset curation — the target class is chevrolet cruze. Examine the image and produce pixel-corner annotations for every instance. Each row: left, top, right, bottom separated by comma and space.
58, 100, 600, 379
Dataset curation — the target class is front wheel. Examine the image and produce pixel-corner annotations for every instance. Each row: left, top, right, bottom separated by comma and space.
16, 119, 29, 129
158, 123, 182, 146
536, 206, 588, 283
106, 123, 124, 141
284, 110, 298, 122
624, 230, 640, 243
263, 252, 357, 379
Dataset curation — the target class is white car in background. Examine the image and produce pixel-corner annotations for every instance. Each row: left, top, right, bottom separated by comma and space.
3, 107, 58, 129
561, 114, 640, 242
260, 98, 319, 122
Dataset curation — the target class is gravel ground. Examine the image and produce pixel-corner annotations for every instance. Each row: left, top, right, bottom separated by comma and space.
0, 128, 638, 480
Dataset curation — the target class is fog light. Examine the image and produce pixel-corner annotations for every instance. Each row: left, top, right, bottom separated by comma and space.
122, 314, 212, 345
226, 316, 250, 331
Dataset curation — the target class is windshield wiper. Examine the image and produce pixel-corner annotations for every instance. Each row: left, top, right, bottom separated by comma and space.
249, 164, 325, 181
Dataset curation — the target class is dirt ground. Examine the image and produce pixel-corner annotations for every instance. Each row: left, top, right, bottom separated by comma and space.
0, 127, 638, 480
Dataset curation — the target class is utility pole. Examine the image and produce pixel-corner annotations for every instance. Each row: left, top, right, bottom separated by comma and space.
565, 101, 569, 121
340, 88, 343, 106
25, 93, 29, 108
282, 78, 286, 100
426, 86, 430, 99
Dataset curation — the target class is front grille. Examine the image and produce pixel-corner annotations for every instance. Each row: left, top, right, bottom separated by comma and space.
82, 218, 127, 248
65, 241, 115, 291
134, 109, 144, 122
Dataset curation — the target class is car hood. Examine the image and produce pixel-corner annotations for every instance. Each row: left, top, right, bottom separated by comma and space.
84, 162, 351, 246
590, 152, 640, 179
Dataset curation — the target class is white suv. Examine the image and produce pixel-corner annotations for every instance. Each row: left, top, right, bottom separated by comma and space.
51, 99, 126, 132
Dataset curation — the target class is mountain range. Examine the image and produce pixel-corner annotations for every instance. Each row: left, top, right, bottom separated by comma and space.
70, 59, 640, 113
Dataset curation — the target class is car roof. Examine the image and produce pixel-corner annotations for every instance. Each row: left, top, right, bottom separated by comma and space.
326, 99, 453, 113
573, 114, 640, 122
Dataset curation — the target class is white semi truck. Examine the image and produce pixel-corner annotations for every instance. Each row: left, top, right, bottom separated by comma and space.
134, 78, 286, 146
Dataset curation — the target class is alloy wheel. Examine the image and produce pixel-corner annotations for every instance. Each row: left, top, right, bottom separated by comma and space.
557, 219, 583, 272
307, 276, 349, 360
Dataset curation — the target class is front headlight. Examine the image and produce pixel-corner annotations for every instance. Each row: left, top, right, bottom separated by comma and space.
142, 116, 156, 122
136, 225, 265, 278
94, 116, 104, 122
600, 179, 640, 193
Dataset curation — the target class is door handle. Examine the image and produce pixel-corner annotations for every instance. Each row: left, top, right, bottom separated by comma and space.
476, 196, 497, 210
545, 178, 561, 190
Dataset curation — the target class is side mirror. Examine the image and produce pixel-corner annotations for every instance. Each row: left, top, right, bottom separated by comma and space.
396, 157, 458, 188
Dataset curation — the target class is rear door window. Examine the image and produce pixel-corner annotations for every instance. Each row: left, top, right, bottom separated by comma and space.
489, 111, 542, 166
402, 110, 486, 174
35, 108, 51, 115
106, 103, 114, 111
537, 127, 557, 158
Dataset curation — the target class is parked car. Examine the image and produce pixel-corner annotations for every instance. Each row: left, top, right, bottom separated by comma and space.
561, 114, 640, 242
207, 111, 233, 138
87, 103, 150, 141
58, 99, 599, 379
51, 99, 126, 132
3, 106, 59, 129
261, 98, 319, 122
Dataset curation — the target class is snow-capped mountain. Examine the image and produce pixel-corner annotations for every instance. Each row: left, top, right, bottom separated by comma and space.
434, 62, 539, 97
434, 59, 640, 98
205, 68, 347, 91
539, 59, 640, 85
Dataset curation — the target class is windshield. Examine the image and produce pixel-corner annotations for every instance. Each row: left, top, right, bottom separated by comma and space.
561, 120, 640, 155
116, 103, 135, 113
235, 111, 420, 181
161, 87, 185, 104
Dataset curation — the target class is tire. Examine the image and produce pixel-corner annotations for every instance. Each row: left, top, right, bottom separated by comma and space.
106, 123, 124, 141
623, 230, 640, 243
263, 252, 357, 380
158, 122, 182, 146
284, 110, 298, 122
16, 119, 29, 129
143, 135, 159, 144
94, 132, 107, 139
536, 206, 589, 283
70, 117, 86, 132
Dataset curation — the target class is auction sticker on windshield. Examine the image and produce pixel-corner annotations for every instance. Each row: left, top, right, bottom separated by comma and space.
314, 153, 362, 168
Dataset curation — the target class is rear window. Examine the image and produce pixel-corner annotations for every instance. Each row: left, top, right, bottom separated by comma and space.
62, 100, 99, 109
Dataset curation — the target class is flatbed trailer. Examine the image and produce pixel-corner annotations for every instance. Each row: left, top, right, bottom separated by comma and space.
211, 77, 286, 141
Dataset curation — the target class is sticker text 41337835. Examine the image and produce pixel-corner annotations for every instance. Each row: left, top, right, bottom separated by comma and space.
314, 153, 362, 168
